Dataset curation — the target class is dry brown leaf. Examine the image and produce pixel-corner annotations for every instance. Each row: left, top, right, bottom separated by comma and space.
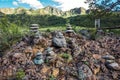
24, 46, 33, 53
93, 67, 100, 75
41, 66, 50, 74
52, 68, 59, 77
93, 54, 101, 59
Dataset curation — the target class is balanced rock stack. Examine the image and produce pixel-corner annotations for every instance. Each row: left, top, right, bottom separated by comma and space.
33, 51, 44, 65
30, 24, 39, 34
65, 23, 76, 34
52, 31, 67, 48
29, 24, 45, 46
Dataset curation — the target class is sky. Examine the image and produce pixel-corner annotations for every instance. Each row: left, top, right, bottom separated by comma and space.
0, 0, 89, 11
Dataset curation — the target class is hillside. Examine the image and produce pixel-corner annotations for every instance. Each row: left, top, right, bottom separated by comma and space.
0, 6, 87, 17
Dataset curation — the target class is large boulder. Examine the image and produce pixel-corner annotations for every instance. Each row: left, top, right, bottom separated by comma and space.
102, 55, 115, 60
52, 31, 67, 48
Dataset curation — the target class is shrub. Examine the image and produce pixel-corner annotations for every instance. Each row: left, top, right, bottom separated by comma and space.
60, 53, 73, 63
0, 17, 27, 53
46, 29, 51, 32
49, 75, 55, 80
16, 69, 25, 80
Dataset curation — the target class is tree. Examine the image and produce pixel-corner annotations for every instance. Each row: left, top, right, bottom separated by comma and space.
85, 0, 120, 28
86, 0, 120, 10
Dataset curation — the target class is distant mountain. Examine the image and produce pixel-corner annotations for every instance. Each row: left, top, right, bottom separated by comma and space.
0, 6, 88, 17
0, 12, 5, 16
66, 7, 86, 16
35, 6, 65, 16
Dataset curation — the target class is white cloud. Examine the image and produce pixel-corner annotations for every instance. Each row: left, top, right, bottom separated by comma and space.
13, 1, 18, 6
52, 0, 89, 11
17, 0, 43, 9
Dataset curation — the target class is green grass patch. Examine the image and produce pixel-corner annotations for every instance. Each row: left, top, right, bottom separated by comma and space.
39, 26, 66, 32
16, 69, 25, 80
39, 26, 95, 32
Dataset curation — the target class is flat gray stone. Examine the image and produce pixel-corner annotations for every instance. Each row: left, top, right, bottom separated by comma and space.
106, 62, 120, 70
106, 60, 115, 63
78, 64, 93, 79
65, 30, 76, 34
102, 55, 115, 60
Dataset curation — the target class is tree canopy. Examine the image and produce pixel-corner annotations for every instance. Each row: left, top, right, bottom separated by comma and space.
85, 0, 120, 18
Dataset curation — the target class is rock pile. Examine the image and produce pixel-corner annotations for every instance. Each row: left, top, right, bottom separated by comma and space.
0, 31, 120, 80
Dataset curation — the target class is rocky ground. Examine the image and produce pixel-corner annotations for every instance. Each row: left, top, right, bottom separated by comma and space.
0, 31, 120, 80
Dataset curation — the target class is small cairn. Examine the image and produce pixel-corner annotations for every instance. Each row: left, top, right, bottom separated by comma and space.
29, 24, 44, 45
29, 24, 42, 38
33, 51, 44, 65
65, 23, 76, 34
30, 24, 39, 34
21, 24, 40, 45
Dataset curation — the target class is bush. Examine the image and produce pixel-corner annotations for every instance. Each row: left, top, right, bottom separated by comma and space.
89, 29, 96, 40
49, 75, 56, 80
60, 53, 73, 63
46, 29, 51, 32
16, 69, 25, 80
0, 16, 27, 53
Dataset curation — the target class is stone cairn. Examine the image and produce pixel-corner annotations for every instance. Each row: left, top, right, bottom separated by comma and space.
30, 24, 39, 34
29, 24, 42, 39
52, 31, 67, 48
65, 23, 76, 34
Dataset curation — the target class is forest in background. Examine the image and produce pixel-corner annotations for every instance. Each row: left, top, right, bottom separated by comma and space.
2, 12, 120, 27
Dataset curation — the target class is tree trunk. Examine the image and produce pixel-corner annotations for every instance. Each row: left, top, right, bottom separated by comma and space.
95, 19, 100, 29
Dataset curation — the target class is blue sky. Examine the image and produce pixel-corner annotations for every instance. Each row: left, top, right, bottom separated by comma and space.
0, 0, 89, 11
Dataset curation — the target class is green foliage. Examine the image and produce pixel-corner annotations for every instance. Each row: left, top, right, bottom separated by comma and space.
69, 15, 94, 27
61, 53, 69, 59
85, 0, 120, 17
3, 12, 120, 28
16, 69, 25, 80
40, 26, 66, 32
84, 61, 89, 65
106, 29, 120, 35
45, 58, 49, 63
0, 16, 28, 53
89, 29, 97, 40
46, 29, 51, 32
49, 75, 56, 80
72, 26, 77, 32
7, 14, 66, 26
60, 53, 73, 63
69, 13, 120, 28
